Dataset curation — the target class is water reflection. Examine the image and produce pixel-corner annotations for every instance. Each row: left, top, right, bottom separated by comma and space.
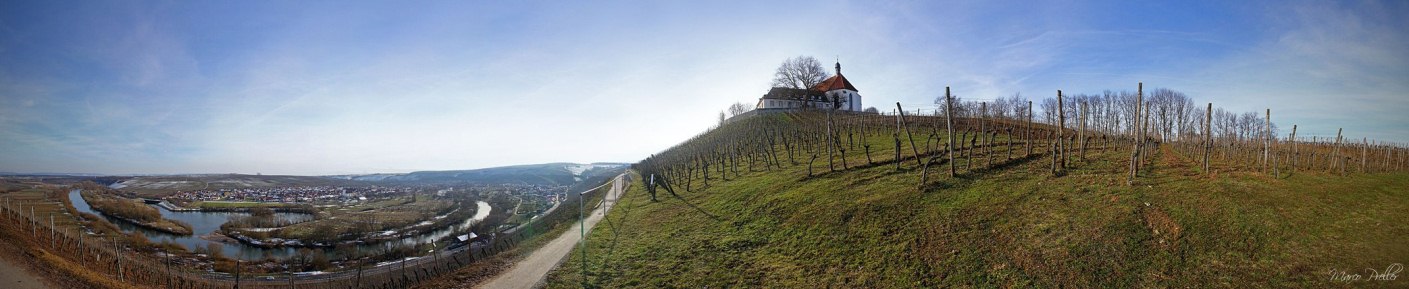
68, 189, 490, 260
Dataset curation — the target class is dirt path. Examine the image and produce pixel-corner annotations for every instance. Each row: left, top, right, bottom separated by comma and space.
0, 252, 52, 289
476, 174, 625, 289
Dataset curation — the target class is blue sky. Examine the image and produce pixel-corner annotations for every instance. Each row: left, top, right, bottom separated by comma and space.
2, 0, 1406, 175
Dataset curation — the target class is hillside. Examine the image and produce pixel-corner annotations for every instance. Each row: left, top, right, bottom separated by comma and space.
543, 111, 1409, 288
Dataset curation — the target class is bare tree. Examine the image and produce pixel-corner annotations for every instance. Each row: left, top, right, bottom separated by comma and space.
771, 56, 831, 89
1007, 93, 1028, 121
727, 102, 753, 117
935, 95, 967, 117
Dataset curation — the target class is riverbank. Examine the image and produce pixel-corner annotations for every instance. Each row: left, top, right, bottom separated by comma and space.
221, 200, 493, 250
154, 201, 197, 211
80, 191, 194, 235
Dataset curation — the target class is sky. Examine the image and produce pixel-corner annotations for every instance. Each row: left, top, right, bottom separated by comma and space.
2, 0, 1407, 175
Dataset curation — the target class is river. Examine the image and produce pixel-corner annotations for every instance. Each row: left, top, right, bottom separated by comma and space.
67, 189, 491, 260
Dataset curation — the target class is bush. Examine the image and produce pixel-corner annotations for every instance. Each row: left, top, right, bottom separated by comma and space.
170, 219, 193, 232
310, 253, 332, 271
83, 190, 160, 222
250, 207, 274, 217
128, 233, 153, 251
207, 242, 226, 260
78, 212, 122, 234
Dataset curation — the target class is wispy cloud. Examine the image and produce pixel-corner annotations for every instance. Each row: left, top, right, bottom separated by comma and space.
2, 0, 1406, 174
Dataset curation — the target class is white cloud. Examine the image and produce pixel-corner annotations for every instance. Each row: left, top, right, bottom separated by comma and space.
4, 0, 1407, 174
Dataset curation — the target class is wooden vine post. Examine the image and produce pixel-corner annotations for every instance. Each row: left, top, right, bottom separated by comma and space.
893, 109, 902, 171
1268, 108, 1279, 174
1333, 128, 1344, 174
1204, 103, 1212, 175
1380, 140, 1392, 171
1289, 125, 1297, 174
898, 102, 922, 167
826, 110, 835, 172
945, 87, 956, 177
1057, 90, 1066, 171
1362, 137, 1368, 173
1128, 82, 1143, 185
1027, 100, 1033, 156
1079, 101, 1087, 161
980, 102, 989, 168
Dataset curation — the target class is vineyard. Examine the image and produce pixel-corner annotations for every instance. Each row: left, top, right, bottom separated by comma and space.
637, 84, 1407, 190
542, 84, 1409, 287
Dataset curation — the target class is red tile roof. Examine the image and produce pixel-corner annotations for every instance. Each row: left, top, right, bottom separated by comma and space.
812, 73, 857, 92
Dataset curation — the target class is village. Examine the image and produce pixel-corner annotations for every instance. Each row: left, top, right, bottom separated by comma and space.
164, 183, 566, 208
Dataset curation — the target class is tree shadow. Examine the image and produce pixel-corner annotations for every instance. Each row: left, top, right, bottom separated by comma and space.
669, 192, 722, 221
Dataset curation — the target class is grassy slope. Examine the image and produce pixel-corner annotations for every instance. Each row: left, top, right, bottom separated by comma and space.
545, 122, 1407, 288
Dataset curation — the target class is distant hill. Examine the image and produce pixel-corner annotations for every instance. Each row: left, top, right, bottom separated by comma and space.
112, 174, 371, 197
327, 162, 628, 186
102, 163, 628, 197
0, 172, 109, 177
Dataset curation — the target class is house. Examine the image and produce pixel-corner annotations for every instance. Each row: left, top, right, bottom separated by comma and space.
756, 61, 863, 112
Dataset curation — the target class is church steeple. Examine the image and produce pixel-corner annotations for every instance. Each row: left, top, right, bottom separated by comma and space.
835, 61, 841, 75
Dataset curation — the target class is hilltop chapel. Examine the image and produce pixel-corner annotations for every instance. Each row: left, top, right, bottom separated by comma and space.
755, 61, 863, 112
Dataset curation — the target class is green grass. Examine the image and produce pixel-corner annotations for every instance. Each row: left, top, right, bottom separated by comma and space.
544, 120, 1408, 288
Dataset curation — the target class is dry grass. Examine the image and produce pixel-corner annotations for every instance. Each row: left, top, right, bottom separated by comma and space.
540, 130, 1408, 288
